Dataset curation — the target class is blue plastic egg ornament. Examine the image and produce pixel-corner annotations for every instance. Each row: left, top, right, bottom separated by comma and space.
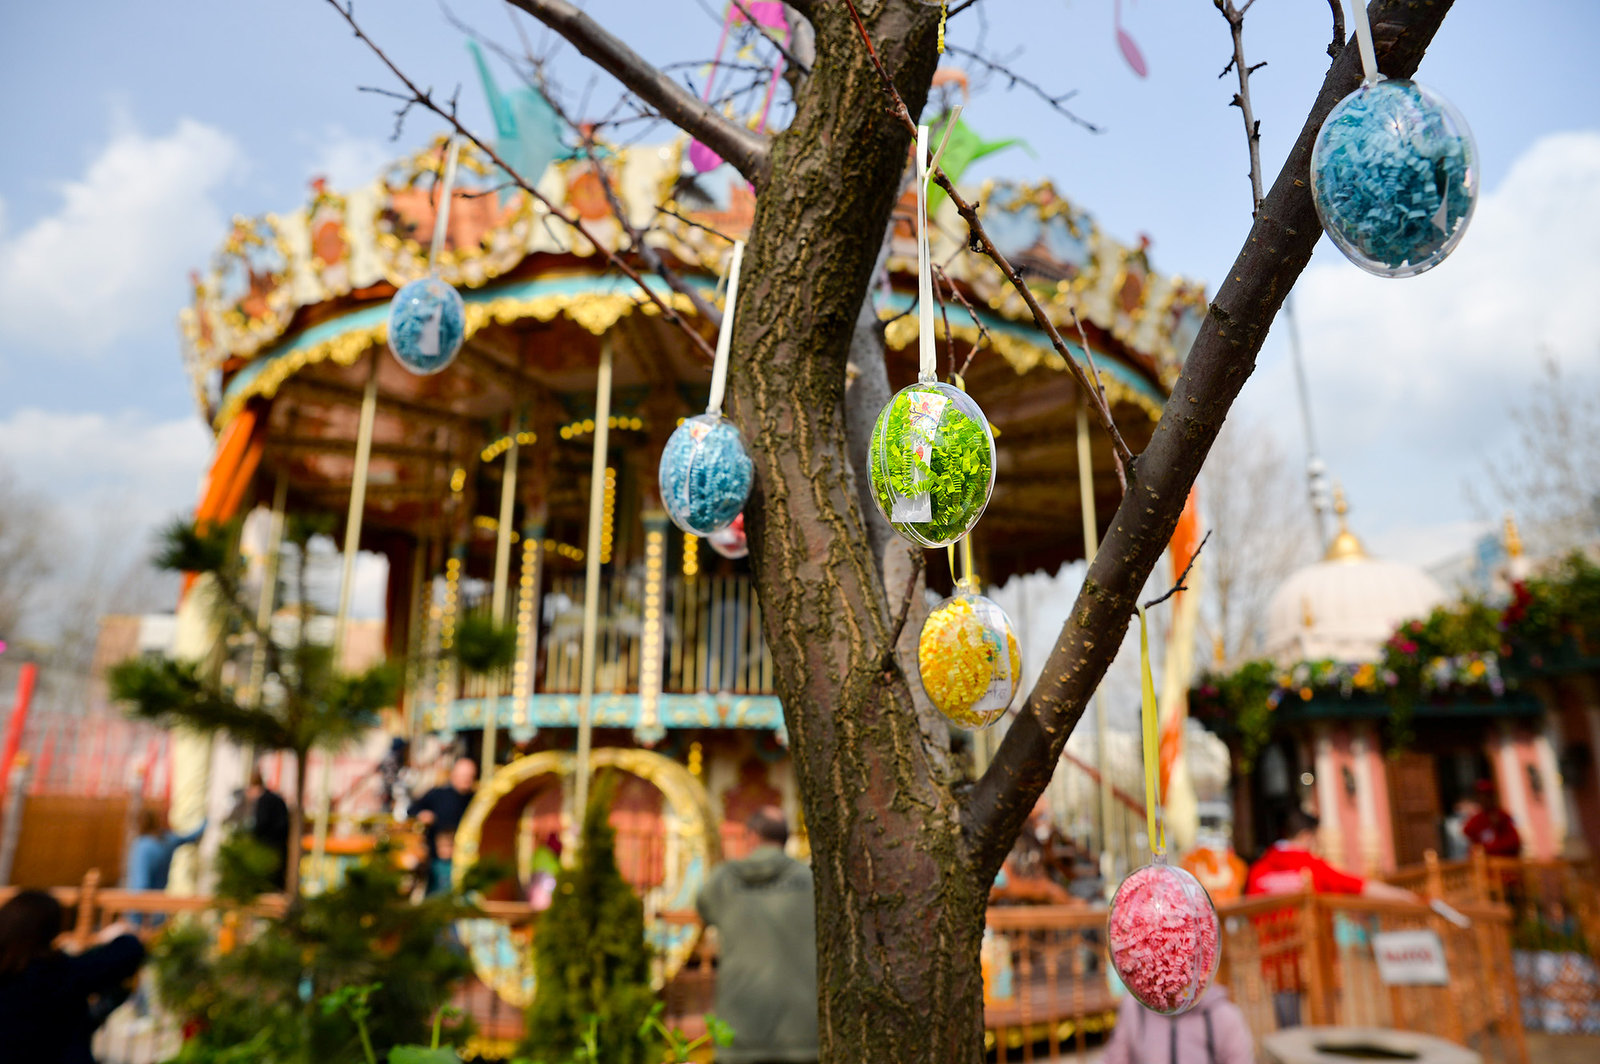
659, 413, 753, 536
1310, 79, 1477, 278
387, 276, 466, 374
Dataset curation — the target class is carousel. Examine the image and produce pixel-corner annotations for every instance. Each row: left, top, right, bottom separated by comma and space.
174, 101, 1205, 999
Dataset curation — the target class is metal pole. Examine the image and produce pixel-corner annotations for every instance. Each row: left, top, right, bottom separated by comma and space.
574, 343, 613, 826
1283, 293, 1331, 552
0, 663, 39, 796
312, 350, 381, 888
1077, 398, 1115, 888
0, 754, 31, 885
482, 422, 519, 778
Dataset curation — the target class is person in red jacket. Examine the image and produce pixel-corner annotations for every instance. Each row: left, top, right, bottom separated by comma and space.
1245, 809, 1415, 901
1461, 779, 1522, 857
1245, 809, 1415, 1030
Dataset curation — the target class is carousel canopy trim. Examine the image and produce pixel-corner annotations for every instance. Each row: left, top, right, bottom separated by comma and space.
213, 272, 700, 430
426, 692, 787, 745
184, 136, 1204, 425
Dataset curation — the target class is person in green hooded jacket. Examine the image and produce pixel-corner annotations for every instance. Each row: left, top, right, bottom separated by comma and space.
696, 806, 818, 1064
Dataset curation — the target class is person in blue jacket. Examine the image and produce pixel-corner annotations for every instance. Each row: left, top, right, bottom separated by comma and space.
0, 889, 146, 1064
124, 808, 206, 894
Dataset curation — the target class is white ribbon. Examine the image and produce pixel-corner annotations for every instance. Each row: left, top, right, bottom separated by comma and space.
428, 135, 463, 270
1347, 1, 1381, 86
706, 239, 745, 417
915, 106, 962, 383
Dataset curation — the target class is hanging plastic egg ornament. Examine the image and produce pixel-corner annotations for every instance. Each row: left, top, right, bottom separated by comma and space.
707, 512, 749, 560
387, 276, 466, 374
1107, 861, 1220, 1015
1310, 79, 1477, 277
659, 413, 753, 536
918, 587, 1020, 728
868, 382, 996, 548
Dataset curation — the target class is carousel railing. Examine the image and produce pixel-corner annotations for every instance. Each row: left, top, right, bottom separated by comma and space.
534, 573, 774, 697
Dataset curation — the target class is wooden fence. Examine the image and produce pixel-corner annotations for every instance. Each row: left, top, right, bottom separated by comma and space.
2, 859, 1554, 1064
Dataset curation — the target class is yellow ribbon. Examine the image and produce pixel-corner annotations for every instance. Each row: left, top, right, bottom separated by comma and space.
1138, 606, 1165, 857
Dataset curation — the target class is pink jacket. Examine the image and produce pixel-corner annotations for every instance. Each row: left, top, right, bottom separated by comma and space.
1100, 985, 1255, 1064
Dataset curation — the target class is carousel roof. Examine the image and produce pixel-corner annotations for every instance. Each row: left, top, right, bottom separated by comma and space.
178, 133, 1206, 581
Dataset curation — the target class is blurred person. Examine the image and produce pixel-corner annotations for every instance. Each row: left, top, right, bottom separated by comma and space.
124, 809, 207, 895
1442, 796, 1480, 860
1245, 809, 1416, 902
236, 769, 292, 889
1462, 779, 1522, 857
1245, 809, 1416, 1027
1101, 984, 1255, 1064
0, 890, 146, 1064
696, 805, 818, 1064
412, 756, 478, 895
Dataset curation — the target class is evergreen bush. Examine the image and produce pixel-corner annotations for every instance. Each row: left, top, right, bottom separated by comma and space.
520, 772, 656, 1064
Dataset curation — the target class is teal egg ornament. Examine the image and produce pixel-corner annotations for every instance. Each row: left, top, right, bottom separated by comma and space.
387, 276, 466, 375
1310, 79, 1477, 278
659, 414, 754, 536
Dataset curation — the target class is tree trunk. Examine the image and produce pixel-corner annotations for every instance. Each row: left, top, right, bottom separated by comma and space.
286, 747, 307, 900
732, 4, 989, 1061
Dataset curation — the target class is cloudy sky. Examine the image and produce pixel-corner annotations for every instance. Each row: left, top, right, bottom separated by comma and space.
1, 0, 1596, 639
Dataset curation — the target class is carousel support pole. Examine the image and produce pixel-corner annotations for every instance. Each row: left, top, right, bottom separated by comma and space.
1077, 397, 1116, 889
405, 536, 429, 740
312, 349, 381, 890
482, 418, 520, 778
246, 470, 289, 729
574, 343, 613, 829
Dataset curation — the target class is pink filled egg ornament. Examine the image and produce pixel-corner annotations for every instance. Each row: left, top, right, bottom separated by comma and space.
1107, 861, 1220, 1015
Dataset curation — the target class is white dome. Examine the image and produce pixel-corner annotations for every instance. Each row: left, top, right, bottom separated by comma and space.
1264, 525, 1445, 665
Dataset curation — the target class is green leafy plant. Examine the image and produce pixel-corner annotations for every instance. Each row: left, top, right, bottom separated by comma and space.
109, 516, 399, 896
455, 612, 520, 679
520, 772, 657, 1064
869, 386, 994, 545
151, 845, 474, 1063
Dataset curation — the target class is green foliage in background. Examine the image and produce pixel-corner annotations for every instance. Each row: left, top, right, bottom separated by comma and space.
153, 846, 473, 1064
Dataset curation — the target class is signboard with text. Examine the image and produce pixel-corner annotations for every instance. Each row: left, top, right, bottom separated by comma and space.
1372, 929, 1450, 986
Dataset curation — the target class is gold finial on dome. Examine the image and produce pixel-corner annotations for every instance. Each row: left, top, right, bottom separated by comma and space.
1503, 512, 1524, 559
1324, 483, 1368, 563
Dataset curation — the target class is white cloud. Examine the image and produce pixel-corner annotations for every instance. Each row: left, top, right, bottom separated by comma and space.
0, 408, 211, 537
302, 127, 391, 190
1240, 130, 1600, 564
0, 119, 242, 355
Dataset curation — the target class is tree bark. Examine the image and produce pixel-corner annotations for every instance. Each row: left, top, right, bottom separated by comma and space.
287, 747, 307, 900
729, 3, 990, 1060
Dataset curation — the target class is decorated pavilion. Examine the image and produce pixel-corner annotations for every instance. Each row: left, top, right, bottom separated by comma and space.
1193, 497, 1580, 873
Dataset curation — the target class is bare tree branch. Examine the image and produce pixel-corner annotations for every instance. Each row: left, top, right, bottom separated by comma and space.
582, 139, 725, 330
943, 44, 1101, 134
965, 0, 1459, 871
1327, 0, 1348, 59
327, 1, 718, 363
1217, 0, 1266, 212
1142, 530, 1211, 611
507, 0, 771, 182
839, 0, 1137, 478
